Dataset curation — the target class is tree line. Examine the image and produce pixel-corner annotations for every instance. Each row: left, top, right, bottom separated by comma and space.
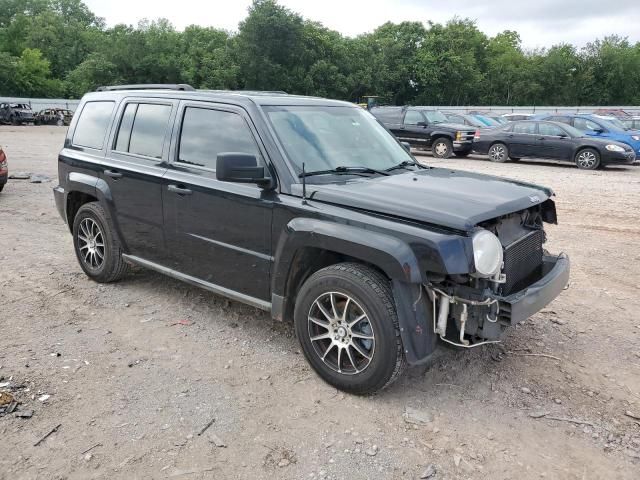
1, 0, 639, 105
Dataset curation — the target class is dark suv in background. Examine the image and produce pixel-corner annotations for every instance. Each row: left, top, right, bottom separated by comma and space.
370, 106, 476, 158
53, 85, 569, 394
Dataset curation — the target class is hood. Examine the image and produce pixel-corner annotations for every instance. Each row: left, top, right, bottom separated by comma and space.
299, 168, 552, 232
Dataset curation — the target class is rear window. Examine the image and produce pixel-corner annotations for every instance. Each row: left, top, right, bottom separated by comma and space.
72, 101, 115, 150
114, 103, 172, 159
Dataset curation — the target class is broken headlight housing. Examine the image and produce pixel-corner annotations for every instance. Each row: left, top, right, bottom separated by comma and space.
471, 229, 503, 277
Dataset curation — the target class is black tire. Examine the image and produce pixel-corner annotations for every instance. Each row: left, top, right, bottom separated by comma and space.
574, 148, 600, 170
56, 119, 64, 127
11, 116, 19, 126
454, 151, 471, 158
509, 157, 521, 161
294, 263, 407, 395
0, 183, 4, 193
431, 138, 453, 158
72, 202, 129, 283
488, 142, 509, 162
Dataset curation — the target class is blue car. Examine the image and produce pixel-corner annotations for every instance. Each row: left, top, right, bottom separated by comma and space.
537, 113, 640, 156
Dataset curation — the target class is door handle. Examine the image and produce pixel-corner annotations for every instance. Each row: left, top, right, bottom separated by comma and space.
104, 169, 123, 179
538, 137, 545, 140
168, 184, 193, 195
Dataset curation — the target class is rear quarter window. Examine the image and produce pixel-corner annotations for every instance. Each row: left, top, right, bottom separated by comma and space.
72, 101, 115, 150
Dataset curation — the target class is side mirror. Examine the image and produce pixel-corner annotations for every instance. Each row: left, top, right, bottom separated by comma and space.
400, 141, 411, 152
216, 153, 271, 187
593, 128, 604, 134
416, 121, 428, 128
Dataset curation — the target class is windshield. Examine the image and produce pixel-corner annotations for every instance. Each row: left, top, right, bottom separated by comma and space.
264, 105, 413, 175
475, 115, 499, 126
603, 117, 629, 130
423, 110, 448, 124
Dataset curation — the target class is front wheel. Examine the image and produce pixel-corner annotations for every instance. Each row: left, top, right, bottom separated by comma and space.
294, 263, 406, 395
72, 202, 129, 283
431, 138, 453, 158
575, 148, 600, 170
488, 143, 509, 162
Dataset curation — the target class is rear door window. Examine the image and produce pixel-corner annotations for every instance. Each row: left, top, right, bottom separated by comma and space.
512, 122, 537, 134
114, 103, 172, 159
72, 101, 115, 150
177, 107, 260, 170
538, 123, 566, 136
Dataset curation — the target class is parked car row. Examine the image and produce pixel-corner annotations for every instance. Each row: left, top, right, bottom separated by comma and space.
0, 103, 73, 125
370, 106, 639, 169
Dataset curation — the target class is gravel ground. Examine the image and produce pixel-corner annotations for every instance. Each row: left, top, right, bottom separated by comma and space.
1, 125, 639, 480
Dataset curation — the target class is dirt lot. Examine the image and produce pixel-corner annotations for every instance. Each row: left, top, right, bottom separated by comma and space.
1, 125, 639, 480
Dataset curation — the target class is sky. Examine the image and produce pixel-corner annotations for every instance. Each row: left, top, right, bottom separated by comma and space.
83, 0, 640, 49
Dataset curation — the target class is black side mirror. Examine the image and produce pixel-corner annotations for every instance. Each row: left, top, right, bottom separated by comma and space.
593, 128, 604, 134
400, 141, 411, 152
216, 153, 271, 187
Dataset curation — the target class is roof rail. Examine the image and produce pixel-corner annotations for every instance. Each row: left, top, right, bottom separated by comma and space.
95, 84, 195, 92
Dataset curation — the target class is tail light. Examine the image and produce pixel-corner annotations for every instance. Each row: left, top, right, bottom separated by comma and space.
474, 130, 481, 140
0, 147, 6, 166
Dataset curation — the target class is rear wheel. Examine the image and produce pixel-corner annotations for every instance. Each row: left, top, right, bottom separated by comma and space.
294, 263, 406, 395
72, 202, 129, 283
575, 148, 600, 170
431, 138, 453, 159
488, 143, 509, 162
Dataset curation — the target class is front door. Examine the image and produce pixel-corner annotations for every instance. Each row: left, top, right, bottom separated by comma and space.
162, 102, 273, 302
537, 122, 574, 160
101, 99, 177, 264
400, 110, 429, 148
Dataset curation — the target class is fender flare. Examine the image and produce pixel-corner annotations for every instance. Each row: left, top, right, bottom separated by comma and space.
272, 218, 437, 364
429, 131, 455, 141
65, 172, 126, 248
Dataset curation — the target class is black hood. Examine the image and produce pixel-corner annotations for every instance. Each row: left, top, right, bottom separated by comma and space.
297, 168, 552, 232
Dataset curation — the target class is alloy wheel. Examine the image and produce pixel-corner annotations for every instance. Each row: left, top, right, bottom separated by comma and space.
577, 150, 597, 169
489, 144, 506, 161
307, 292, 375, 375
77, 218, 105, 269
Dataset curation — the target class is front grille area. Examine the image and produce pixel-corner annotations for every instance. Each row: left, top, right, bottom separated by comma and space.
501, 230, 544, 296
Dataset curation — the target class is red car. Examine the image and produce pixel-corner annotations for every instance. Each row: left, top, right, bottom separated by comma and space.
0, 145, 7, 192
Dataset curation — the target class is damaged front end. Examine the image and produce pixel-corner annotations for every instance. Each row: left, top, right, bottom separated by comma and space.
424, 200, 570, 348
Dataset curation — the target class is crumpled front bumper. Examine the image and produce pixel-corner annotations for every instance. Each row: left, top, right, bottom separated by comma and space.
494, 253, 570, 325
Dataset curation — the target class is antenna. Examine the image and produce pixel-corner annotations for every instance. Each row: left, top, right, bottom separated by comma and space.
302, 162, 307, 203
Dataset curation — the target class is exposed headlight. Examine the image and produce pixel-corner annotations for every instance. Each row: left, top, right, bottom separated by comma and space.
632, 135, 640, 141
472, 229, 503, 277
605, 144, 625, 152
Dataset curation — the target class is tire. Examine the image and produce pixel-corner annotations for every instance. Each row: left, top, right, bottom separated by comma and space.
488, 143, 509, 162
72, 202, 129, 283
11, 116, 19, 126
0, 184, 4, 193
454, 151, 471, 158
56, 119, 64, 127
575, 148, 600, 170
431, 138, 453, 158
509, 157, 521, 161
294, 263, 407, 395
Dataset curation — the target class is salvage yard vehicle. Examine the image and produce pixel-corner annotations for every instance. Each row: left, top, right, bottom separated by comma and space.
34, 108, 73, 126
54, 85, 570, 394
370, 106, 476, 158
0, 102, 35, 125
473, 120, 636, 169
0, 145, 7, 192
538, 113, 640, 157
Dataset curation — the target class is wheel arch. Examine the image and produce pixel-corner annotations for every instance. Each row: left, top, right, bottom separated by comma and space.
271, 218, 437, 365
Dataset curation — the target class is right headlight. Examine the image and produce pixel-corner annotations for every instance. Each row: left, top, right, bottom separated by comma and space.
472, 229, 503, 277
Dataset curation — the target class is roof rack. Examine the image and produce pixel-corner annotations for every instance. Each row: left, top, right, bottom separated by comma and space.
95, 84, 195, 92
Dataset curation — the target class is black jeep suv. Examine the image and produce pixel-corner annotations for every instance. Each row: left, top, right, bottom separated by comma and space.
370, 106, 476, 158
54, 85, 570, 394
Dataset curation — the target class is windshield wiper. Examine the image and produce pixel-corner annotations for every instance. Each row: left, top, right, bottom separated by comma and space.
298, 166, 391, 178
385, 160, 427, 171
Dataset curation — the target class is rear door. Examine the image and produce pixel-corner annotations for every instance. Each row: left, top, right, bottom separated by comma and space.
162, 101, 273, 302
507, 122, 539, 157
101, 98, 177, 264
537, 122, 574, 160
